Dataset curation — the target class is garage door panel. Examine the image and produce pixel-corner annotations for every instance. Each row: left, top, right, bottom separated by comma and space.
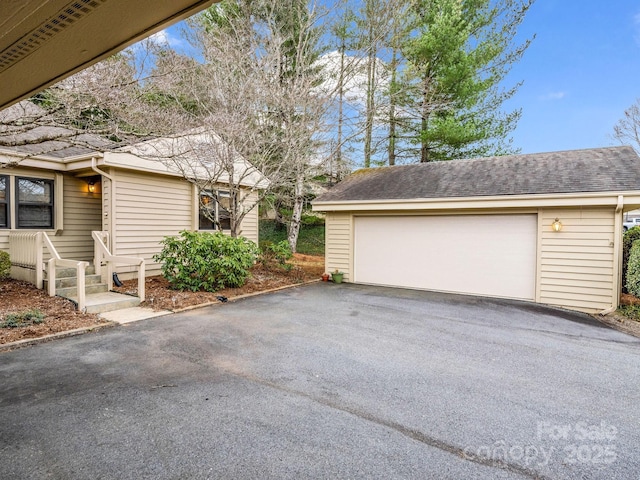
354, 215, 536, 300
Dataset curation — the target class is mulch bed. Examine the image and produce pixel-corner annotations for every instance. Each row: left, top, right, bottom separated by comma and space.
1, 254, 326, 345
0, 280, 107, 345
113, 256, 325, 311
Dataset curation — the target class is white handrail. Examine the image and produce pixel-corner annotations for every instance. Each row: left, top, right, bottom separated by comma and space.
92, 231, 145, 302
40, 232, 88, 312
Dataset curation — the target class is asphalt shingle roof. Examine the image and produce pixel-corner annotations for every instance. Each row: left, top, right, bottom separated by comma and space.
315, 146, 640, 203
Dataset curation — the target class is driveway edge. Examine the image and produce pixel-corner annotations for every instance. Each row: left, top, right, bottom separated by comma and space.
171, 279, 322, 314
593, 313, 640, 339
0, 322, 117, 353
0, 280, 323, 352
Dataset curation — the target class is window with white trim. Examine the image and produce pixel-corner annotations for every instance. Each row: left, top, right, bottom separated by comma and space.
199, 190, 231, 231
16, 177, 54, 229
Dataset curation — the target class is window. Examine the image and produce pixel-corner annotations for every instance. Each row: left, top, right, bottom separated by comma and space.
0, 176, 8, 228
199, 190, 231, 231
16, 177, 54, 229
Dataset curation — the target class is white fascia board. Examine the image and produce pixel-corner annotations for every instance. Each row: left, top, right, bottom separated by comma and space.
90, 152, 269, 189
312, 191, 640, 212
0, 149, 103, 171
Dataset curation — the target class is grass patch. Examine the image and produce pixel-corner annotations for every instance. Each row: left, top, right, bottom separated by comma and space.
1, 309, 45, 328
260, 219, 325, 256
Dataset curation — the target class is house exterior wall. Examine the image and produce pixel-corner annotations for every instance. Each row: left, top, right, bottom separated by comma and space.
321, 206, 621, 314
101, 173, 111, 247
537, 207, 617, 313
110, 169, 260, 279
111, 169, 194, 277
0, 168, 101, 263
54, 175, 102, 261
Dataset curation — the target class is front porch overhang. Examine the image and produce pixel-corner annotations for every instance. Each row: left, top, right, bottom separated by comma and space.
0, 0, 218, 111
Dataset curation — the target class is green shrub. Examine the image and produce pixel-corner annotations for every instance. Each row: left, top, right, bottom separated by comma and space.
259, 240, 293, 271
626, 241, 640, 297
259, 220, 325, 256
301, 214, 325, 226
0, 250, 10, 280
262, 240, 293, 264
0, 309, 45, 328
153, 230, 258, 292
622, 227, 640, 293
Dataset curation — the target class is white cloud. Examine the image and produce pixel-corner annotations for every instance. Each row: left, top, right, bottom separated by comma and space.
315, 51, 390, 106
149, 29, 187, 49
539, 91, 566, 101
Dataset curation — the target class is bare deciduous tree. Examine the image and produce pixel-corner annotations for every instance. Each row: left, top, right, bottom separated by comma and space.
614, 99, 640, 154
144, 0, 330, 251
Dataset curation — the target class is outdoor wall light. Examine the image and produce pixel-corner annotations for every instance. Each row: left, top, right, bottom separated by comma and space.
552, 218, 562, 232
87, 180, 96, 193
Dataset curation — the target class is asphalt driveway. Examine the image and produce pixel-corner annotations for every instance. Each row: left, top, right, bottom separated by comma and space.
1, 283, 639, 479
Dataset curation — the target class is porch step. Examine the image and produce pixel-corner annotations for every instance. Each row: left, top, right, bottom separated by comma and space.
56, 283, 109, 297
45, 265, 96, 278
43, 264, 142, 314
67, 292, 141, 314
44, 273, 103, 290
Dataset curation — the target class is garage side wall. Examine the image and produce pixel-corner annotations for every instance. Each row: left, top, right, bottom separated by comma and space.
239, 190, 259, 245
538, 208, 616, 313
325, 212, 352, 280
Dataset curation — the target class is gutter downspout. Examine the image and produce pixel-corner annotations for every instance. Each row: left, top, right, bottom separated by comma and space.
600, 195, 624, 316
91, 157, 116, 253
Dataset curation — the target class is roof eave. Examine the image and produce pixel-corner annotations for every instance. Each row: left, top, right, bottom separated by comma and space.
313, 191, 640, 212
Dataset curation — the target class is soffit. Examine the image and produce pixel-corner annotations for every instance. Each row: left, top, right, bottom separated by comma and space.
0, 0, 216, 110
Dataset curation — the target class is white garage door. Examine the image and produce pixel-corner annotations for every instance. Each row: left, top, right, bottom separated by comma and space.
354, 215, 537, 300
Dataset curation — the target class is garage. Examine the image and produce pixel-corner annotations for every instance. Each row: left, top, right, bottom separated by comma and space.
313, 146, 640, 313
354, 215, 537, 300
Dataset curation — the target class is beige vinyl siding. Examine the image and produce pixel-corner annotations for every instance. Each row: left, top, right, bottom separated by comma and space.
101, 174, 111, 243
49, 175, 102, 261
538, 208, 616, 313
114, 170, 193, 276
239, 190, 259, 244
325, 212, 352, 280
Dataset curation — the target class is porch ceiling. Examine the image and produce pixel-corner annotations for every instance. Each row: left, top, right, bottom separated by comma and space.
0, 0, 217, 111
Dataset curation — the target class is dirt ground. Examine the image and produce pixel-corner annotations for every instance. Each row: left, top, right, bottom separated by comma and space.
0, 254, 325, 345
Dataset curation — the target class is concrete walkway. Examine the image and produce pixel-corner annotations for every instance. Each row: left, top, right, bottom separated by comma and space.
99, 306, 171, 324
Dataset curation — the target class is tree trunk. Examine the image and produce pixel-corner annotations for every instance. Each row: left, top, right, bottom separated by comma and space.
388, 47, 399, 166
287, 174, 305, 253
421, 74, 431, 163
335, 43, 346, 181
363, 26, 377, 168
229, 189, 239, 238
